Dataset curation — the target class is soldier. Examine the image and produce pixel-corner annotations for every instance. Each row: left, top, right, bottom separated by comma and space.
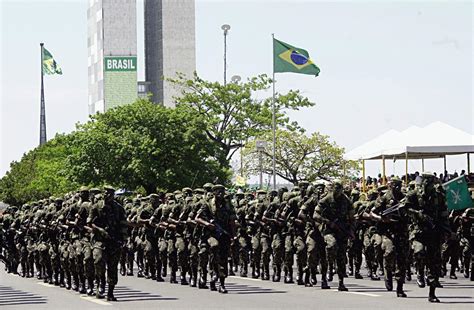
370, 177, 408, 297
459, 206, 474, 280
348, 189, 364, 279
263, 188, 287, 282
405, 173, 452, 302
88, 186, 128, 301
298, 183, 327, 288
196, 184, 236, 293
314, 180, 354, 291
361, 189, 382, 281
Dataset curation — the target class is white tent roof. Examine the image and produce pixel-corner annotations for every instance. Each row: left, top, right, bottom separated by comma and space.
345, 121, 474, 160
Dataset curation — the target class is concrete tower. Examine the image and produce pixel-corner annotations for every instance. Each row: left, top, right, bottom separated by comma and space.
144, 0, 196, 107
87, 0, 138, 114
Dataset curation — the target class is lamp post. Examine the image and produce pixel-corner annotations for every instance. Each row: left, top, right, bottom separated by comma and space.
221, 24, 230, 85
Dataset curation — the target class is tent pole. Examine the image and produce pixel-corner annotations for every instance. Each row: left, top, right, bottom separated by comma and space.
382, 155, 386, 185
467, 153, 471, 174
362, 160, 366, 192
443, 155, 447, 172
405, 152, 408, 185
421, 158, 425, 172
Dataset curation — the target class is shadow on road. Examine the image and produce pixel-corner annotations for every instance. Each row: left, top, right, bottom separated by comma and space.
113, 285, 178, 302
0, 285, 48, 306
225, 282, 286, 294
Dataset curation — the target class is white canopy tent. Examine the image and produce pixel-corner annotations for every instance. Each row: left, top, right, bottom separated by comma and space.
345, 122, 474, 189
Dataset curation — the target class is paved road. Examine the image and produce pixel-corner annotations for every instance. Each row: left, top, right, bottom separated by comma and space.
1, 267, 473, 309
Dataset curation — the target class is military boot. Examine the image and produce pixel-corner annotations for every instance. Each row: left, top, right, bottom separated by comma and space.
180, 271, 189, 285
263, 264, 270, 280
228, 261, 235, 276
449, 267, 457, 280
321, 275, 330, 289
54, 272, 60, 286
284, 268, 294, 284
304, 270, 312, 287
348, 263, 354, 277
428, 285, 440, 303
87, 278, 94, 296
251, 264, 260, 279
396, 279, 407, 297
198, 272, 208, 289
106, 284, 117, 302
72, 274, 79, 291
296, 266, 304, 285
470, 263, 474, 281
209, 275, 217, 291
95, 279, 104, 299
170, 270, 178, 284
218, 277, 228, 294
417, 273, 426, 288
79, 278, 87, 294
65, 274, 72, 290
385, 272, 393, 291
59, 272, 65, 288
337, 279, 348, 291
310, 268, 317, 286
190, 269, 198, 287
99, 275, 106, 295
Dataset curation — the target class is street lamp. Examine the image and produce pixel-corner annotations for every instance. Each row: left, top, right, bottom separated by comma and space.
231, 75, 241, 83
221, 24, 231, 85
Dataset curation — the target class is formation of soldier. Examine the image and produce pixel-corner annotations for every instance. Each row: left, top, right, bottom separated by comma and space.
1, 173, 473, 304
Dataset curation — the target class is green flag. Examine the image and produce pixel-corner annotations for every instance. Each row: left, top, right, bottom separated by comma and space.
42, 47, 62, 75
443, 175, 473, 210
273, 38, 320, 76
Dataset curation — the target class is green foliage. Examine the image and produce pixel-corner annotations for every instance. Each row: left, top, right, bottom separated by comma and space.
242, 129, 359, 185
167, 73, 314, 166
67, 99, 227, 194
0, 99, 228, 204
0, 134, 79, 205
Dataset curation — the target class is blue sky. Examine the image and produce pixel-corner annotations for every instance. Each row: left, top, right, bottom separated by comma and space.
1, 0, 472, 179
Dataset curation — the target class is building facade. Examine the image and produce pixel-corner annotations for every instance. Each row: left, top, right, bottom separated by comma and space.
88, 0, 195, 113
87, 0, 137, 114
144, 0, 196, 107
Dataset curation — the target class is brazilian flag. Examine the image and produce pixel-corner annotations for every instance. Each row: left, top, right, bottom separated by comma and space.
273, 38, 320, 76
42, 47, 62, 75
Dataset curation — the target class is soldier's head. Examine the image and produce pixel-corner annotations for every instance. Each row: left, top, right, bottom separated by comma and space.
367, 189, 378, 201
421, 172, 436, 192
350, 189, 360, 202
212, 184, 225, 202
79, 186, 89, 201
193, 188, 205, 199
332, 179, 343, 197
236, 188, 245, 199
149, 193, 160, 208
103, 185, 115, 202
278, 187, 288, 200
389, 177, 402, 192
54, 197, 63, 209
182, 187, 193, 198
203, 183, 214, 193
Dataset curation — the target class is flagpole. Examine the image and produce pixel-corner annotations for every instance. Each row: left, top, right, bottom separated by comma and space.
39, 43, 47, 145
271, 34, 276, 190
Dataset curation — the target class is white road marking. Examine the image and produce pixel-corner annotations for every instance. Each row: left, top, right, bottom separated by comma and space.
346, 291, 380, 297
80, 295, 112, 306
228, 276, 265, 282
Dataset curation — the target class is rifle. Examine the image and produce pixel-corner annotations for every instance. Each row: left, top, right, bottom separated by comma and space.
210, 220, 230, 237
330, 218, 355, 240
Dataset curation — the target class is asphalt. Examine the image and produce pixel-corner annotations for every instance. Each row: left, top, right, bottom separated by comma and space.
0, 266, 473, 309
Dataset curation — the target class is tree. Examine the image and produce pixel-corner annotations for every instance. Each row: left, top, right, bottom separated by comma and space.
242, 129, 359, 185
167, 73, 314, 168
0, 134, 79, 205
67, 99, 227, 193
